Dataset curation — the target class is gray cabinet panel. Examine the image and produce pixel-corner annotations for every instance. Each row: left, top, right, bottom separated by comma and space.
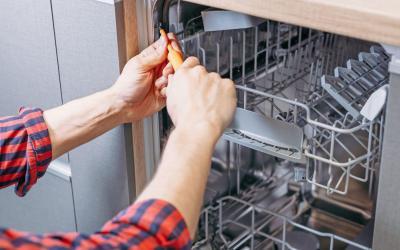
0, 162, 76, 233
51, 0, 133, 233
0, 0, 62, 115
0, 0, 68, 163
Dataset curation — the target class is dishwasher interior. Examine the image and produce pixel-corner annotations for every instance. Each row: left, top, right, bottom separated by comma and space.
152, 1, 390, 249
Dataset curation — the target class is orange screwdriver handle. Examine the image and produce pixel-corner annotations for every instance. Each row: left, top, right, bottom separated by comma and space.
167, 44, 184, 70
160, 29, 184, 71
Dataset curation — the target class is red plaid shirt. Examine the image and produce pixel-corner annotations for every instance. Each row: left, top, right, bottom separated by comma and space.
0, 108, 191, 249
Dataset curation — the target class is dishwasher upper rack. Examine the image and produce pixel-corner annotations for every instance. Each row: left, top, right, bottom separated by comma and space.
176, 18, 369, 103
193, 195, 371, 250
232, 86, 383, 196
179, 20, 338, 98
229, 43, 388, 195
279, 45, 387, 195
175, 17, 388, 195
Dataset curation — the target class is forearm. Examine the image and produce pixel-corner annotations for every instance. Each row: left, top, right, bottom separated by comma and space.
43, 88, 125, 159
137, 124, 219, 237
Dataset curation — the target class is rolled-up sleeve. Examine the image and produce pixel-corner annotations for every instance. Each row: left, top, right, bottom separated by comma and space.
0, 199, 192, 249
0, 107, 52, 196
100, 199, 192, 249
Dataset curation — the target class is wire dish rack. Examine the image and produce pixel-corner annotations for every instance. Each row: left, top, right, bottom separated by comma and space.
192, 163, 371, 250
177, 18, 390, 195
193, 196, 371, 250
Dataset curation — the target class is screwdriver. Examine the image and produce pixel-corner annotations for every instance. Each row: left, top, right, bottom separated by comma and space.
160, 29, 184, 71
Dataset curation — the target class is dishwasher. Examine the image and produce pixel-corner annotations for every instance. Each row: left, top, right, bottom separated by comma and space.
143, 1, 392, 249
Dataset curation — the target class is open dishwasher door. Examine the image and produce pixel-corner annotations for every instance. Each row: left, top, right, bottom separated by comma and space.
142, 1, 391, 249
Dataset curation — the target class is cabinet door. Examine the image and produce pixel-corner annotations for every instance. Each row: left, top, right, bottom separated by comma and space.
0, 0, 135, 234
0, 0, 75, 232
0, 0, 68, 163
51, 0, 134, 233
0, 161, 76, 233
0, 0, 62, 114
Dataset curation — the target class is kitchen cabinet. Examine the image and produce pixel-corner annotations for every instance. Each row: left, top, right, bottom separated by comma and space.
0, 161, 76, 233
184, 0, 400, 47
0, 0, 62, 115
50, 0, 134, 233
0, 0, 72, 231
0, 0, 135, 234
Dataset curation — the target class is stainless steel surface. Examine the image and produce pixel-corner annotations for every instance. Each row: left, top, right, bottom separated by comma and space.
373, 53, 400, 250
276, 231, 320, 250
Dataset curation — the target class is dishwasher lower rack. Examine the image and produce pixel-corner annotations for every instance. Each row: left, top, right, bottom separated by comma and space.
195, 155, 373, 250
193, 196, 371, 250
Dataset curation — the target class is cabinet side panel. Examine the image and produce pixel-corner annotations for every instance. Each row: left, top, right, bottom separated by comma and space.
373, 73, 400, 250
0, 0, 75, 232
0, 0, 62, 114
51, 0, 132, 233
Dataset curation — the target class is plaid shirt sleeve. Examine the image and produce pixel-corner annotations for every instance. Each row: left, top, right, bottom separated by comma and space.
0, 199, 192, 249
0, 107, 52, 196
0, 108, 192, 249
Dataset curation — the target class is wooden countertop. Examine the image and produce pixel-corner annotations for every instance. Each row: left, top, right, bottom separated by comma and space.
184, 0, 400, 47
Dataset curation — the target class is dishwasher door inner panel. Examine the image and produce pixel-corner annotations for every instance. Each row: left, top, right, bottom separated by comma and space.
151, 1, 390, 249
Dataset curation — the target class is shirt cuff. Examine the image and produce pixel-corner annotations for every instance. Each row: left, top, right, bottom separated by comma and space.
102, 199, 192, 249
15, 108, 52, 196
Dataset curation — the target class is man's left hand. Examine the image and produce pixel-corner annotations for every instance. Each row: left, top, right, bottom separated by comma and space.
110, 33, 181, 122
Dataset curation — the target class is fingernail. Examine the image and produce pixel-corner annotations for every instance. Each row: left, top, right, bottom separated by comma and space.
160, 36, 167, 46
157, 38, 167, 52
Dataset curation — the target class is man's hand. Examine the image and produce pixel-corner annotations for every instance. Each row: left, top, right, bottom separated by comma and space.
138, 57, 236, 236
165, 57, 237, 140
111, 33, 181, 123
44, 33, 181, 159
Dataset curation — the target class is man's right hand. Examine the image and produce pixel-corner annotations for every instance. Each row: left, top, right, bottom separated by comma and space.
164, 57, 237, 140
139, 57, 237, 236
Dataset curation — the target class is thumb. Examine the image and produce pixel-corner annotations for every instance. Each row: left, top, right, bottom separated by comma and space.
136, 37, 168, 71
